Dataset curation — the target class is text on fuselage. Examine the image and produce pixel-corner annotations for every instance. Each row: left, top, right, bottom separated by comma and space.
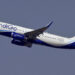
0, 24, 17, 31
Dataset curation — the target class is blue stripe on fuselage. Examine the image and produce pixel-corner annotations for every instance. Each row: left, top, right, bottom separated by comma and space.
0, 30, 75, 49
34, 39, 75, 49
0, 30, 12, 37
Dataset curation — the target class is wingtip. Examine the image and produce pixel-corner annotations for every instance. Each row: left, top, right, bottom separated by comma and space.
47, 21, 53, 28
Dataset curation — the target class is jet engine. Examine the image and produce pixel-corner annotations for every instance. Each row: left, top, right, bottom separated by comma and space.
11, 32, 32, 47
11, 39, 25, 46
11, 39, 32, 47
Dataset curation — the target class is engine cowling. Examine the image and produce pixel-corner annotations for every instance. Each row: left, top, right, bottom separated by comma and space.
11, 39, 25, 46
11, 39, 32, 47
11, 32, 32, 47
11, 32, 25, 40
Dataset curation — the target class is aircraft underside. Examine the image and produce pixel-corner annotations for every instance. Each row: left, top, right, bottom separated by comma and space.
0, 31, 75, 49
0, 21, 75, 49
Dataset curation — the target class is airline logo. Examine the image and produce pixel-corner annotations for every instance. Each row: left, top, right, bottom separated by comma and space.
0, 24, 17, 31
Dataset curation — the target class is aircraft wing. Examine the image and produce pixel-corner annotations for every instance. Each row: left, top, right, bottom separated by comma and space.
24, 21, 53, 39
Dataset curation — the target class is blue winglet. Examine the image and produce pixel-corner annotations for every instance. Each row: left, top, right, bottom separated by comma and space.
47, 21, 53, 28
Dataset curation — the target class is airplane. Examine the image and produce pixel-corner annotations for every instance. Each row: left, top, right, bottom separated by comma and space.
0, 21, 75, 49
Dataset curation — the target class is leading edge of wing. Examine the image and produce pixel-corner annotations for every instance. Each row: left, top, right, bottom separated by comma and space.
24, 21, 53, 39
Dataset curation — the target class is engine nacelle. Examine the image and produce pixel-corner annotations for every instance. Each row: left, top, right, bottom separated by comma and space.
11, 32, 25, 40
11, 32, 32, 47
11, 39, 32, 47
11, 39, 25, 46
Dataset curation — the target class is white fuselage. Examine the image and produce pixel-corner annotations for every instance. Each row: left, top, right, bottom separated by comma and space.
0, 22, 75, 49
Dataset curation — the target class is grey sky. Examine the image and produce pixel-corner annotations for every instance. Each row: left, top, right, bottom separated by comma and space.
0, 0, 75, 75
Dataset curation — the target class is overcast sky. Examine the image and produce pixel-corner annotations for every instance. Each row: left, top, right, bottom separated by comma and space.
0, 0, 75, 75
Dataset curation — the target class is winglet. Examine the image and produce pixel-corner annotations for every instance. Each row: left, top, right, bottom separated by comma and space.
24, 21, 53, 39
47, 21, 53, 28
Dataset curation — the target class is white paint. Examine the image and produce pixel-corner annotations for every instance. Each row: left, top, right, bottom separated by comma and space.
0, 22, 74, 47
